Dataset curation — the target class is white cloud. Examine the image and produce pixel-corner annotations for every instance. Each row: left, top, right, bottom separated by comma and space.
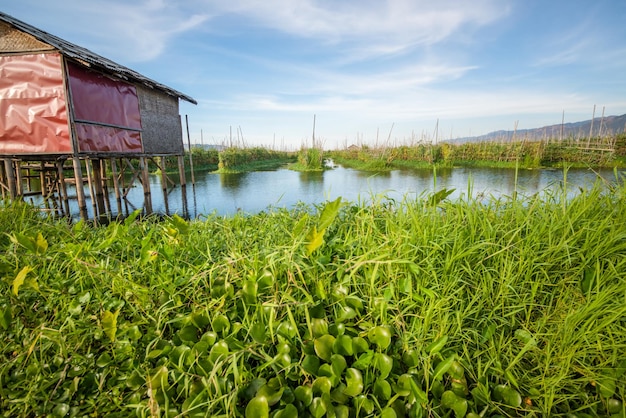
206, 0, 511, 59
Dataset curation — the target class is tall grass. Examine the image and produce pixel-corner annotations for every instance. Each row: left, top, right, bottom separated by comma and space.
1, 177, 625, 416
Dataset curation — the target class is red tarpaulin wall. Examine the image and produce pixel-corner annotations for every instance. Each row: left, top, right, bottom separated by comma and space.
67, 62, 142, 153
0, 53, 72, 154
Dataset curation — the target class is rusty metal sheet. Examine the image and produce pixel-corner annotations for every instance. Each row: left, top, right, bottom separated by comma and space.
0, 53, 72, 154
75, 123, 142, 153
68, 61, 141, 119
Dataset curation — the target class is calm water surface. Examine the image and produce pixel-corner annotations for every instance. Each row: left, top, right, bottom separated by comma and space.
109, 165, 620, 219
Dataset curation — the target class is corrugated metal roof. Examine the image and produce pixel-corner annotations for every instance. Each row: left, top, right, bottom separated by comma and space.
0, 11, 197, 104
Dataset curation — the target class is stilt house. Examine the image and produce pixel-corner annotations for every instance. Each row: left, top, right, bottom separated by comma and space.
0, 11, 196, 219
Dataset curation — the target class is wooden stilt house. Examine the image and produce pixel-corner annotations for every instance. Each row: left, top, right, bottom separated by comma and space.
0, 11, 197, 220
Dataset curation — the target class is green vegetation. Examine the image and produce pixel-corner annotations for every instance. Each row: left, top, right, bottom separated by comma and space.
1, 176, 626, 416
290, 145, 325, 171
331, 134, 626, 170
216, 147, 295, 173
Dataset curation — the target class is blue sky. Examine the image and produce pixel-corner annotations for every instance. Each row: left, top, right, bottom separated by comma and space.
3, 0, 626, 149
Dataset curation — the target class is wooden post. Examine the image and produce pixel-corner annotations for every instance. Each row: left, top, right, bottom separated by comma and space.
14, 160, 23, 197
56, 160, 70, 217
110, 158, 123, 215
178, 155, 187, 188
72, 157, 88, 221
3, 159, 17, 199
91, 159, 107, 219
100, 159, 112, 216
139, 157, 153, 214
158, 157, 170, 215
84, 159, 98, 218
185, 115, 195, 185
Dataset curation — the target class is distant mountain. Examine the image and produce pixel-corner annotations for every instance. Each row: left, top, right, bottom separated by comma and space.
448, 113, 626, 144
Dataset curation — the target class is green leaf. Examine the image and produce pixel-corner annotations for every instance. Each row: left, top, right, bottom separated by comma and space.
35, 233, 48, 254
432, 354, 456, 382
12, 266, 33, 296
428, 188, 455, 206
0, 306, 12, 330
441, 390, 468, 418
305, 226, 325, 255
425, 335, 448, 355
318, 197, 342, 231
101, 310, 119, 342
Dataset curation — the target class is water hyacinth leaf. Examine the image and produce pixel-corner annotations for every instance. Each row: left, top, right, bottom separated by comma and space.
368, 326, 392, 350
245, 395, 269, 418
101, 310, 119, 342
373, 378, 392, 400
302, 355, 321, 375
374, 353, 394, 379
212, 314, 230, 334
256, 384, 284, 406
309, 397, 327, 418
343, 368, 364, 397
294, 385, 313, 406
148, 365, 169, 390
335, 404, 350, 418
333, 334, 354, 356
493, 384, 522, 407
274, 404, 298, 418
312, 376, 333, 395
331, 354, 347, 376
353, 395, 374, 415
381, 407, 398, 418
314, 334, 336, 362
441, 390, 468, 418
311, 318, 329, 338
250, 322, 266, 344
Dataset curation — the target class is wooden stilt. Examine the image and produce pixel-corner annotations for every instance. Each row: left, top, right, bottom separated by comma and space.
100, 159, 112, 216
139, 157, 153, 214
91, 158, 107, 219
0, 161, 6, 200
14, 160, 23, 197
72, 156, 89, 221
56, 160, 70, 216
178, 155, 187, 188
85, 159, 98, 218
4, 159, 17, 199
110, 158, 123, 215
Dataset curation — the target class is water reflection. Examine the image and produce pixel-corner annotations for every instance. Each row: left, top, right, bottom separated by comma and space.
32, 165, 623, 219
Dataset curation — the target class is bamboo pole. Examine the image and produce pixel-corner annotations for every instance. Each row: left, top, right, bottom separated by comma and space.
84, 159, 98, 218
72, 157, 88, 220
56, 160, 70, 217
186, 114, 195, 186
139, 157, 152, 215
110, 158, 123, 215
4, 159, 17, 199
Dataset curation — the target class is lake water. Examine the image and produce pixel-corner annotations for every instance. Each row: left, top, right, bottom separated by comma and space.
106, 165, 621, 219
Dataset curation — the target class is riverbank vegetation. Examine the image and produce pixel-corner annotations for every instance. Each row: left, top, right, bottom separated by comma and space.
152, 147, 296, 175
331, 134, 626, 171
1, 175, 625, 417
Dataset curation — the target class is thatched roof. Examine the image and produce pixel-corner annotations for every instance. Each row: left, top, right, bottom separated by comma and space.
0, 11, 197, 104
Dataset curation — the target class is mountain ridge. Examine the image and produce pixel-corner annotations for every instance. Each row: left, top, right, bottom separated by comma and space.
448, 113, 626, 143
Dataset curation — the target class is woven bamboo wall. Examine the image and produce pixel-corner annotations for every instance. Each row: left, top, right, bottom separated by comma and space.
0, 21, 53, 52
137, 85, 184, 155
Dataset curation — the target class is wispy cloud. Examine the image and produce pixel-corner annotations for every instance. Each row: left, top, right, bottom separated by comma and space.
205, 0, 512, 59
